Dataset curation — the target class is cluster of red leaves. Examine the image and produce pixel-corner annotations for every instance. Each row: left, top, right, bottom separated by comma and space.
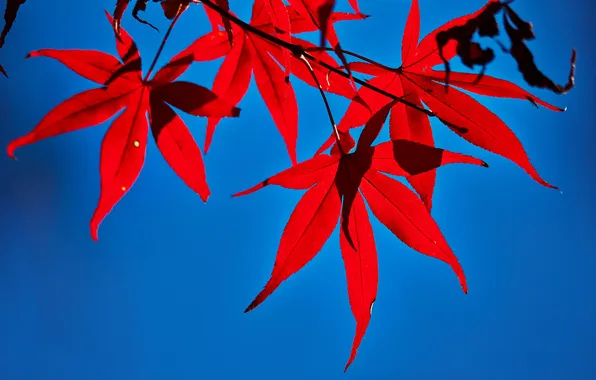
8, 12, 240, 240
6, 0, 572, 371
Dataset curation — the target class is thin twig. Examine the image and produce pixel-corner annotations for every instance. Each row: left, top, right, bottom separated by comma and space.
144, 4, 184, 81
298, 55, 346, 156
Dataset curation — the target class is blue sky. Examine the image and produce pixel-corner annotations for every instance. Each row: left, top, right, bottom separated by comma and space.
1, 0, 595, 379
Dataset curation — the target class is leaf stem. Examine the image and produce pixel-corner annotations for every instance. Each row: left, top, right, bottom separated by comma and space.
198, 0, 435, 117
144, 5, 185, 82
298, 55, 346, 156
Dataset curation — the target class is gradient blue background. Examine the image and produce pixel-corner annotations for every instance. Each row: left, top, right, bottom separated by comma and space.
1, 1, 594, 379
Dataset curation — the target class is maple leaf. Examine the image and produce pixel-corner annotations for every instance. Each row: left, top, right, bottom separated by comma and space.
318, 0, 565, 212
0, 0, 26, 48
7, 12, 240, 241
180, 0, 363, 163
235, 102, 489, 370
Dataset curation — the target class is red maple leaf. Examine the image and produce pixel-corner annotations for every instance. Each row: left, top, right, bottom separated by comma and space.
235, 102, 489, 370
6, 12, 240, 240
316, 0, 564, 212
182, 0, 364, 162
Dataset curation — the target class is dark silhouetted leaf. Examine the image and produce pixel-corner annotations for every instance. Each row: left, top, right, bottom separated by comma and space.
0, 0, 26, 48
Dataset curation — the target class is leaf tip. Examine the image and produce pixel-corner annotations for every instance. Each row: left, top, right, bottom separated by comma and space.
232, 107, 241, 118
25, 51, 38, 60
104, 9, 113, 22
547, 182, 559, 191
243, 303, 255, 313
344, 355, 356, 372
90, 217, 102, 242
244, 293, 265, 313
91, 228, 99, 242
481, 160, 489, 168
6, 142, 18, 160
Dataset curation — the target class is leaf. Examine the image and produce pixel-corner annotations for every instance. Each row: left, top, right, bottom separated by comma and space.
180, 29, 236, 63
0, 63, 7, 77
0, 0, 26, 48
359, 170, 467, 292
433, 1, 576, 94
204, 37, 253, 152
401, 0, 420, 65
262, 0, 292, 82
422, 70, 566, 111
236, 134, 485, 368
26, 49, 132, 86
340, 192, 377, 372
501, 6, 576, 94
404, 72, 556, 189
370, 139, 488, 178
251, 37, 299, 164
347, 0, 362, 14
8, 13, 240, 239
90, 88, 150, 241
244, 177, 342, 312
7, 87, 136, 158
149, 95, 210, 202
232, 154, 340, 196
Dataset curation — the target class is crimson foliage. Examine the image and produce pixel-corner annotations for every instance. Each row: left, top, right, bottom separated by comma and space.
3, 0, 575, 371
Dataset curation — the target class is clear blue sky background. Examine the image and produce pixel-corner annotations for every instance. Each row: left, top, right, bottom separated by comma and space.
1, 1, 594, 379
